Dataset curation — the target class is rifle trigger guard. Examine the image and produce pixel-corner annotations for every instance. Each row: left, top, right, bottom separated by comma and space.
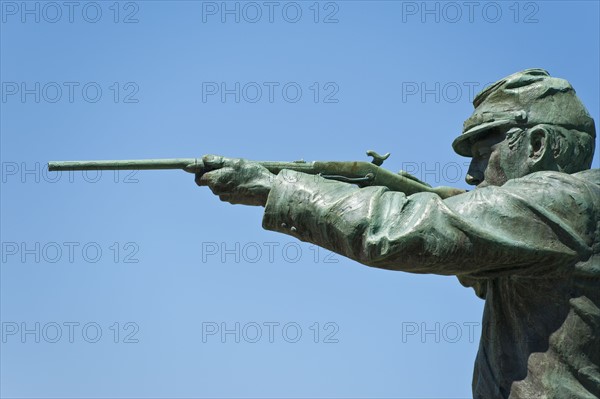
319, 173, 375, 185
366, 150, 390, 166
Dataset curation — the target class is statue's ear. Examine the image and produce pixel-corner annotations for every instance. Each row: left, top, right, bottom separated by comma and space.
527, 126, 550, 164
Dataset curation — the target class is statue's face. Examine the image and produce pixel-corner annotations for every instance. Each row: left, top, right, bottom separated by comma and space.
465, 129, 528, 188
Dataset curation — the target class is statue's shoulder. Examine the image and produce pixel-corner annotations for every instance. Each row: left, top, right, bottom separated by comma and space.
503, 170, 600, 210
518, 169, 600, 187
572, 168, 600, 186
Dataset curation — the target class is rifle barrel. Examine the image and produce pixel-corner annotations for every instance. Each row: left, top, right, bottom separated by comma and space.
48, 158, 199, 172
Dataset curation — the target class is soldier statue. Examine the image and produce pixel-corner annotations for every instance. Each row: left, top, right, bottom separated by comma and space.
196, 69, 600, 398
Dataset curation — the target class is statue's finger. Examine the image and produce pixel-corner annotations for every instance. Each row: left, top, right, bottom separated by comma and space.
195, 168, 223, 187
196, 168, 234, 190
202, 154, 225, 170
218, 193, 233, 203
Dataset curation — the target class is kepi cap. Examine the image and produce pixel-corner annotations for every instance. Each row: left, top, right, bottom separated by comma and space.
452, 68, 596, 157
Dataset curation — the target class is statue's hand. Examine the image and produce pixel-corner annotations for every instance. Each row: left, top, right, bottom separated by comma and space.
195, 155, 274, 207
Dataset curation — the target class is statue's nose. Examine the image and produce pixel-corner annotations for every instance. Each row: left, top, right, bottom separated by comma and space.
465, 173, 482, 186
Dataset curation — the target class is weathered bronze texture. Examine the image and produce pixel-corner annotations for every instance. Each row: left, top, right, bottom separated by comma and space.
50, 69, 599, 398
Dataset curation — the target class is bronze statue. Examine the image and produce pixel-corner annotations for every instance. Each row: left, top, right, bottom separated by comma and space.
49, 69, 599, 398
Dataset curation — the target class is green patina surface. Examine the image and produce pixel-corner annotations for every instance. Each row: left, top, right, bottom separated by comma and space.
50, 69, 600, 398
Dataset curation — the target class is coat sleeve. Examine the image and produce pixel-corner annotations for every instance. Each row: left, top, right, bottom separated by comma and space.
262, 170, 597, 279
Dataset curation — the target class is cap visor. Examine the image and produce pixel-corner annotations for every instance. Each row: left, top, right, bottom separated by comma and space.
452, 120, 511, 157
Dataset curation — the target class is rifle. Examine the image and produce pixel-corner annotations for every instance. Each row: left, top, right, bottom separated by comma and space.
47, 151, 465, 199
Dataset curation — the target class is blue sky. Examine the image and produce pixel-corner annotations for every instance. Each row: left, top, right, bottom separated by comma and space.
1, 1, 599, 398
